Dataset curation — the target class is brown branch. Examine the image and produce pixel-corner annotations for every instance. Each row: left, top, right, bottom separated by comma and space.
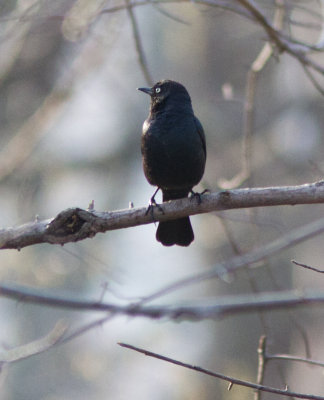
235, 0, 324, 95
101, 0, 324, 70
1, 181, 324, 250
125, 0, 153, 86
118, 342, 324, 400
4, 0, 324, 75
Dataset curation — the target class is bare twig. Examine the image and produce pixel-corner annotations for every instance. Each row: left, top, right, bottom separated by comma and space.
292, 260, 324, 274
0, 90, 69, 182
61, 0, 108, 40
1, 181, 324, 250
255, 335, 268, 400
219, 0, 285, 189
118, 342, 324, 399
267, 353, 324, 368
218, 215, 269, 330
151, 3, 190, 25
265, 267, 312, 358
125, 0, 153, 85
2, 1, 323, 93
0, 16, 115, 183
301, 64, 324, 96
1, 196, 324, 320
315, 0, 324, 49
235, 0, 324, 96
2, 283, 324, 319
0, 320, 67, 364
140, 214, 324, 303
58, 315, 114, 345
100, 0, 252, 20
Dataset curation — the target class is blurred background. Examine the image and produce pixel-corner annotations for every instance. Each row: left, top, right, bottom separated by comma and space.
0, 1, 324, 399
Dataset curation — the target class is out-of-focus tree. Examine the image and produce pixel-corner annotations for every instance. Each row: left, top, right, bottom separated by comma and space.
0, 1, 324, 399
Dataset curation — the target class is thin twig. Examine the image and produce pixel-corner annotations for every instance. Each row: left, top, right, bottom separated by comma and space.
125, 0, 153, 85
58, 315, 114, 345
100, 0, 252, 20
301, 64, 324, 96
152, 3, 190, 24
236, 0, 324, 88
267, 353, 324, 368
219, 215, 269, 331
140, 214, 324, 302
0, 89, 69, 182
265, 266, 312, 358
219, 0, 285, 189
292, 260, 324, 274
118, 342, 324, 400
314, 0, 324, 49
255, 335, 268, 400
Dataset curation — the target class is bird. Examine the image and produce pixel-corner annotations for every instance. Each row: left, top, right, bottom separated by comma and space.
138, 79, 206, 247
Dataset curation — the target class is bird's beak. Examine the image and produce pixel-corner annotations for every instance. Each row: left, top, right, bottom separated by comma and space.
137, 87, 153, 96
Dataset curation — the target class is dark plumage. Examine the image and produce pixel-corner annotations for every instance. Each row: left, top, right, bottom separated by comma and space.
138, 80, 206, 247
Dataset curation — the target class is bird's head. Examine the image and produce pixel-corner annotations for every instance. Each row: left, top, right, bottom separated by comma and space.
138, 80, 191, 111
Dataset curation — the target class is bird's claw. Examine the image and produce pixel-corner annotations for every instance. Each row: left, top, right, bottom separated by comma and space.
145, 197, 164, 223
190, 189, 209, 205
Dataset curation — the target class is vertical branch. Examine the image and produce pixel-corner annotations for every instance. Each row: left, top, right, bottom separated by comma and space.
219, 0, 285, 189
254, 335, 268, 400
315, 0, 324, 49
125, 0, 153, 86
218, 214, 269, 331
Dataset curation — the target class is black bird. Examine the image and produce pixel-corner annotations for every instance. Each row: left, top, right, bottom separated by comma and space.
138, 80, 206, 247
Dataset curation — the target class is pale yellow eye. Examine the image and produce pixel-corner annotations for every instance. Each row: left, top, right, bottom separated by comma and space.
155, 87, 161, 93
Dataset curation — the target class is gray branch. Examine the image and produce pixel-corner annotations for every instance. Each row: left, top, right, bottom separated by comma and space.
1, 181, 324, 250
1, 283, 324, 320
118, 342, 324, 400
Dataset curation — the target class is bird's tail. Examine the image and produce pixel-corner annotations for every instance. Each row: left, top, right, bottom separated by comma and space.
156, 189, 194, 247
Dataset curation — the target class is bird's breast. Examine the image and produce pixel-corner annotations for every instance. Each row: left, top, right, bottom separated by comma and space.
142, 119, 150, 135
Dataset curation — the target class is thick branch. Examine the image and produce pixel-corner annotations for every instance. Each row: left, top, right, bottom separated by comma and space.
1, 182, 324, 250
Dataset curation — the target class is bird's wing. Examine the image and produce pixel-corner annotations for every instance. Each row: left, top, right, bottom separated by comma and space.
194, 116, 206, 158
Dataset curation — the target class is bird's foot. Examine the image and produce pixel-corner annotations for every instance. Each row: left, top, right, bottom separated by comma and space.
190, 189, 209, 205
145, 189, 164, 222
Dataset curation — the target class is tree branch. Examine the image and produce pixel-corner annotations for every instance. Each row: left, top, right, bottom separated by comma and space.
267, 353, 324, 368
118, 342, 324, 400
255, 335, 267, 400
125, 0, 153, 85
0, 320, 67, 364
1, 181, 324, 250
2, 283, 324, 319
219, 0, 285, 189
292, 260, 324, 274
